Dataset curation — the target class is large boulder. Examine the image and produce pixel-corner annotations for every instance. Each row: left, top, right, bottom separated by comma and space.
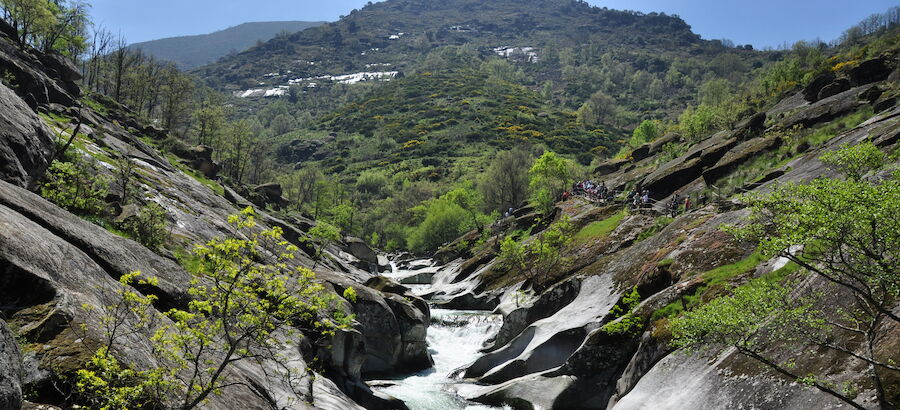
251, 183, 288, 208
37, 53, 82, 83
343, 237, 378, 267
0, 83, 55, 188
702, 136, 782, 185
817, 78, 850, 101
847, 58, 892, 86
189, 145, 220, 178
802, 72, 836, 102
0, 35, 79, 107
0, 319, 24, 410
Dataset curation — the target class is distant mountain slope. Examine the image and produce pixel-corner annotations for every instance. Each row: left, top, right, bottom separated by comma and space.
129, 21, 325, 69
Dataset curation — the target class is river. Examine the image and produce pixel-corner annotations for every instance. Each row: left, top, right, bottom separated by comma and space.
373, 260, 509, 410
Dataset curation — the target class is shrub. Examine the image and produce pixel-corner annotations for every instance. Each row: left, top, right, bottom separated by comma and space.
120, 202, 169, 251
41, 159, 109, 215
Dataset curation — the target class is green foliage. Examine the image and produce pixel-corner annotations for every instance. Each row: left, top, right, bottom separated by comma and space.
669, 279, 810, 351
40, 159, 109, 216
498, 217, 574, 288
407, 198, 472, 254
601, 286, 644, 335
307, 221, 341, 266
728, 172, 899, 299
819, 141, 885, 181
629, 120, 660, 148
77, 208, 352, 409
529, 151, 572, 212
120, 202, 169, 252
481, 147, 533, 212
677, 104, 727, 141
74, 347, 157, 410
573, 211, 625, 243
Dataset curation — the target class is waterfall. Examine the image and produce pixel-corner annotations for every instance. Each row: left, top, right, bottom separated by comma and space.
373, 259, 509, 410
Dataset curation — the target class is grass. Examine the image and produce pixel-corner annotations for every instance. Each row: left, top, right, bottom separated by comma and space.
805, 106, 874, 146
573, 211, 625, 243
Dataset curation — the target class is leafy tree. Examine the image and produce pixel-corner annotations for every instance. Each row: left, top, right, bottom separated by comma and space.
191, 101, 225, 147
113, 156, 137, 204
41, 159, 109, 216
528, 151, 572, 213
669, 280, 871, 408
120, 202, 169, 252
576, 90, 615, 128
406, 198, 472, 254
629, 120, 660, 148
703, 143, 900, 409
307, 221, 341, 268
77, 208, 352, 409
481, 148, 533, 213
498, 217, 573, 289
441, 183, 485, 232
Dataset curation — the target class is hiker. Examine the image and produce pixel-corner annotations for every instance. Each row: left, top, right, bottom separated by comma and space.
684, 196, 692, 212
562, 191, 571, 200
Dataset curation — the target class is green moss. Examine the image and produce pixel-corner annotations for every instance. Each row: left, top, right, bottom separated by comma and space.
573, 211, 625, 243
650, 251, 764, 321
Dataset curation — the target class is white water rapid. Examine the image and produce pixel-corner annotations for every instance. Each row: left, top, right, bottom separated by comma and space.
374, 260, 509, 410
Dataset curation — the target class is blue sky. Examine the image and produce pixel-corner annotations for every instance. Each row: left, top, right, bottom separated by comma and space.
91, 0, 896, 48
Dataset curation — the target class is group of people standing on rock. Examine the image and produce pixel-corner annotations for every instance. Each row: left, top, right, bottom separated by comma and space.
628, 189, 653, 210
571, 180, 614, 202
560, 179, 710, 217
666, 192, 708, 217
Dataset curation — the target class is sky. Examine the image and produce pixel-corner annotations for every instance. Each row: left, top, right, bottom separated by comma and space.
90, 0, 897, 48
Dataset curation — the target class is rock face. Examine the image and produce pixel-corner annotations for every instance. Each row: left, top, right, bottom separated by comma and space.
0, 319, 24, 410
0, 31, 80, 107
0, 83, 54, 188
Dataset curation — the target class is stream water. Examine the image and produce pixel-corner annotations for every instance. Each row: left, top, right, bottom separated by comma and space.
374, 261, 509, 410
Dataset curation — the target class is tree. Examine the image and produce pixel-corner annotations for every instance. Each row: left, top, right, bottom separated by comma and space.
498, 217, 573, 290
481, 148, 532, 213
713, 142, 899, 409
528, 151, 572, 214
629, 120, 660, 148
307, 221, 341, 268
160, 67, 195, 133
0, 0, 55, 46
192, 101, 225, 147
576, 90, 615, 128
406, 198, 472, 254
669, 279, 870, 409
441, 183, 485, 232
77, 208, 352, 409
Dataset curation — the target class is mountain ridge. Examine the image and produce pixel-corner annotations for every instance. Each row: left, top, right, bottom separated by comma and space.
129, 20, 325, 69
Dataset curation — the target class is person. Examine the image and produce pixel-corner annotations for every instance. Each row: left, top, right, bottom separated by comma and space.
684, 195, 692, 212
562, 191, 571, 200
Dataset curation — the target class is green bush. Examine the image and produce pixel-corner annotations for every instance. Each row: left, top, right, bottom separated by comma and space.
41, 159, 109, 215
120, 202, 169, 251
407, 199, 472, 253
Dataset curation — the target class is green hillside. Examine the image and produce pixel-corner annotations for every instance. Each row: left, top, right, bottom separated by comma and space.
129, 21, 324, 69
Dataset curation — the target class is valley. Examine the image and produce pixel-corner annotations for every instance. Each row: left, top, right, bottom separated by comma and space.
0, 0, 898, 409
